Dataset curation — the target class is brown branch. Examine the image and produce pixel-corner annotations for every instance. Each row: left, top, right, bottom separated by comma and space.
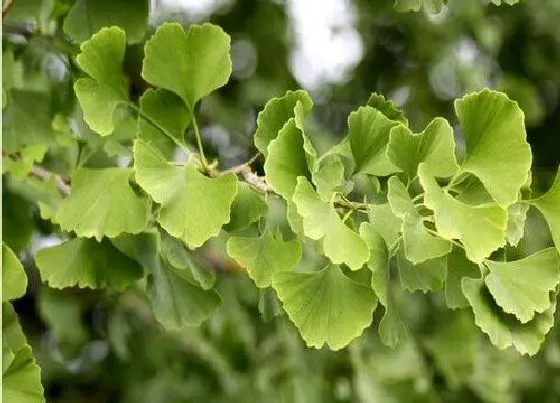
29, 165, 71, 196
2, 0, 13, 17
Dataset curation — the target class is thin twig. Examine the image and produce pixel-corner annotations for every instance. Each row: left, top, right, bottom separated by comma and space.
224, 153, 260, 174
29, 165, 71, 196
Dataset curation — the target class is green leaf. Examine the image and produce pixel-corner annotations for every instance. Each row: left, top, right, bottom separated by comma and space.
397, 247, 447, 293
419, 164, 507, 263
2, 243, 27, 301
462, 278, 556, 355
254, 90, 313, 156
311, 153, 345, 201
485, 248, 560, 323
387, 176, 416, 219
528, 168, 560, 253
54, 168, 150, 241
35, 238, 142, 291
506, 202, 529, 246
224, 182, 268, 232
63, 0, 149, 44
273, 265, 377, 350
2, 144, 46, 180
227, 231, 302, 288
348, 106, 401, 176
368, 203, 401, 250
491, 0, 519, 5
394, 0, 446, 13
293, 177, 369, 270
74, 27, 129, 136
425, 312, 477, 389
2, 303, 45, 403
133, 139, 238, 248
142, 22, 231, 111
366, 92, 408, 125
455, 89, 531, 207
387, 117, 459, 180
138, 88, 190, 155
445, 247, 480, 309
263, 118, 310, 199
378, 300, 408, 349
359, 222, 389, 306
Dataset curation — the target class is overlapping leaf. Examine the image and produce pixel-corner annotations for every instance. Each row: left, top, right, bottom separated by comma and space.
2, 243, 27, 301
293, 177, 369, 270
224, 182, 268, 232
55, 168, 150, 240
397, 247, 447, 293
528, 169, 560, 253
366, 92, 408, 125
74, 27, 129, 136
142, 23, 231, 111
133, 139, 238, 248
445, 247, 480, 309
273, 265, 377, 350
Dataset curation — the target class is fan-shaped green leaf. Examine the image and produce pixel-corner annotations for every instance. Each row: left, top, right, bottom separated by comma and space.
133, 139, 238, 248
227, 231, 302, 288
387, 117, 459, 180
528, 169, 560, 253
485, 248, 560, 323
419, 164, 507, 263
254, 89, 313, 156
273, 264, 377, 350
348, 106, 401, 176
445, 247, 480, 309
293, 177, 369, 270
455, 89, 531, 207
224, 182, 268, 232
2, 243, 27, 301
55, 168, 150, 241
397, 246, 447, 293
142, 23, 231, 111
462, 278, 556, 355
63, 0, 148, 44
366, 92, 408, 125
264, 118, 310, 199
35, 238, 142, 291
74, 27, 129, 136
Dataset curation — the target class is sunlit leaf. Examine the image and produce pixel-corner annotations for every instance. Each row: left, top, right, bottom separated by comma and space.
2, 243, 27, 301
366, 92, 408, 125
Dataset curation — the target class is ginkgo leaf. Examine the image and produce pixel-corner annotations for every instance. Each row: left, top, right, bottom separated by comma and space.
462, 278, 557, 356
142, 23, 231, 111
368, 202, 401, 250
455, 89, 532, 207
445, 247, 480, 309
35, 238, 142, 291
293, 177, 369, 270
419, 164, 507, 263
224, 182, 268, 232
63, 0, 148, 44
366, 92, 408, 125
485, 248, 560, 323
254, 89, 313, 156
397, 246, 447, 293
133, 139, 238, 248
348, 106, 401, 176
528, 169, 560, 253
2, 243, 27, 301
387, 176, 416, 219
55, 168, 150, 241
359, 222, 389, 305
387, 117, 459, 180
273, 264, 377, 350
264, 118, 311, 199
3, 303, 45, 403
311, 153, 345, 201
506, 202, 529, 246
138, 88, 190, 155
227, 231, 302, 287
74, 27, 129, 136
378, 299, 408, 348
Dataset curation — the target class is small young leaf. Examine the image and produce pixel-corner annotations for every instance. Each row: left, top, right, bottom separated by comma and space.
273, 264, 377, 350
133, 139, 238, 248
2, 243, 27, 301
254, 89, 313, 156
366, 92, 408, 125
348, 106, 401, 176
227, 231, 302, 288
528, 168, 560, 253
462, 278, 556, 356
455, 89, 532, 207
419, 164, 507, 263
35, 238, 142, 291
485, 248, 560, 323
445, 247, 480, 309
506, 202, 529, 246
142, 23, 231, 111
264, 118, 310, 199
224, 182, 268, 232
397, 246, 447, 293
311, 153, 345, 201
74, 27, 129, 136
55, 168, 150, 241
293, 177, 369, 270
387, 117, 459, 180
